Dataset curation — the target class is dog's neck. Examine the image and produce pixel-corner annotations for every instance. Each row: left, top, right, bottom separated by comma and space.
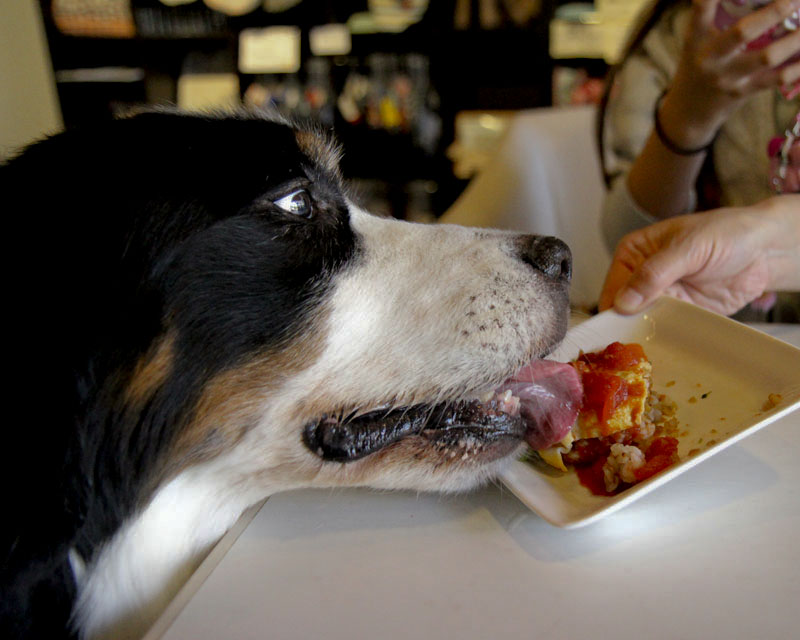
70, 463, 260, 640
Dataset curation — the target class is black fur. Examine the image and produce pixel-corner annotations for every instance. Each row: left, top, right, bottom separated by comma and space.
1, 110, 357, 638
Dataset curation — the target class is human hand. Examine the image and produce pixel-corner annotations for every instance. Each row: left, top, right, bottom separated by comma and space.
598, 196, 800, 316
660, 0, 800, 150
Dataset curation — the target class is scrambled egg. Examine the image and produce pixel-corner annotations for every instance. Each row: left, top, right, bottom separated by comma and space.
572, 364, 651, 440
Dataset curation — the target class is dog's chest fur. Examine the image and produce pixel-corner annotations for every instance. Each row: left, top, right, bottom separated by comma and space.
70, 464, 256, 639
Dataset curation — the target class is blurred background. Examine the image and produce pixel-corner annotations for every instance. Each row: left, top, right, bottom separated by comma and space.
1, 0, 649, 219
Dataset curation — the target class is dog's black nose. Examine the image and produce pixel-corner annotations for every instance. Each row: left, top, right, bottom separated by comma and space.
519, 235, 572, 282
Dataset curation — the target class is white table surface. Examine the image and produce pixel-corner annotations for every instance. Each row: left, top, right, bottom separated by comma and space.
151, 324, 800, 640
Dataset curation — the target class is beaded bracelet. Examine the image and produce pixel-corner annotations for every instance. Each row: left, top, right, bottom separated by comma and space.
653, 91, 715, 156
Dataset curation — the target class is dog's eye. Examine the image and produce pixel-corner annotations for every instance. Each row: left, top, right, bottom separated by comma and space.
274, 190, 312, 218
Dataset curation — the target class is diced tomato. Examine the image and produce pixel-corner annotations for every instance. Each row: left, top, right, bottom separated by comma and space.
570, 434, 679, 495
579, 342, 646, 371
582, 371, 629, 424
647, 436, 679, 458
632, 437, 679, 482
575, 457, 616, 497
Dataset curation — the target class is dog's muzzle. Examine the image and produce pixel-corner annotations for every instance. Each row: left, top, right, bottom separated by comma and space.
302, 354, 582, 464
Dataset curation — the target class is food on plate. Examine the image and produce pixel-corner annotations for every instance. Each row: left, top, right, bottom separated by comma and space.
762, 392, 783, 411
530, 342, 681, 495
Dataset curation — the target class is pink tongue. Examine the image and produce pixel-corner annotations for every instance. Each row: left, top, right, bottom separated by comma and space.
499, 359, 583, 450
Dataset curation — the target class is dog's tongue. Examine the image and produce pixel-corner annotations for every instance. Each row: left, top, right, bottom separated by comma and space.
499, 359, 582, 450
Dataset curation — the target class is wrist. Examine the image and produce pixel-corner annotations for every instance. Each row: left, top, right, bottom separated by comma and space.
654, 91, 716, 155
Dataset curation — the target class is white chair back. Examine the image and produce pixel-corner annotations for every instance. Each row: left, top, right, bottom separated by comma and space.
440, 105, 610, 310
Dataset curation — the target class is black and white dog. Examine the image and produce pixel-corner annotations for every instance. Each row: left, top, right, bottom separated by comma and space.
1, 109, 574, 639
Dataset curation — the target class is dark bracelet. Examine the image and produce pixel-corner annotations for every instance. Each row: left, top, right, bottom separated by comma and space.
653, 91, 715, 156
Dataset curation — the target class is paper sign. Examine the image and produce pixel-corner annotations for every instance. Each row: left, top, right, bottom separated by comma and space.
177, 73, 240, 111
309, 24, 352, 56
239, 26, 301, 74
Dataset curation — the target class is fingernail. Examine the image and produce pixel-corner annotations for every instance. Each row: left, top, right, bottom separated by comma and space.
614, 288, 643, 313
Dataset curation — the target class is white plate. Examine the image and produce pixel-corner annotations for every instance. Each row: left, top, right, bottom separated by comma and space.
500, 297, 800, 529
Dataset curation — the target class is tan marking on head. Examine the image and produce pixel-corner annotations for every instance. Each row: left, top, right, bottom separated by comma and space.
295, 129, 343, 180
125, 333, 176, 407
167, 314, 329, 474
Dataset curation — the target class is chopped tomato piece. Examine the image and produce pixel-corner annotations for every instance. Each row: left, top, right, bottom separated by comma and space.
578, 341, 646, 371
647, 436, 679, 458
575, 457, 616, 497
633, 437, 679, 483
582, 371, 629, 424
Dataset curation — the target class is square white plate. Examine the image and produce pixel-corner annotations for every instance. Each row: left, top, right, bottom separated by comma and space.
500, 297, 800, 529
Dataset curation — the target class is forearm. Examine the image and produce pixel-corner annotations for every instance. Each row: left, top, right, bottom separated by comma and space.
626, 89, 717, 219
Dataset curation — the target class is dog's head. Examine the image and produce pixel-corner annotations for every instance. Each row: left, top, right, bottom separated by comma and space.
8, 108, 574, 516
2, 107, 581, 640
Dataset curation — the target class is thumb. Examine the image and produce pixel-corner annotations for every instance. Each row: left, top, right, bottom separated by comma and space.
613, 246, 698, 313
